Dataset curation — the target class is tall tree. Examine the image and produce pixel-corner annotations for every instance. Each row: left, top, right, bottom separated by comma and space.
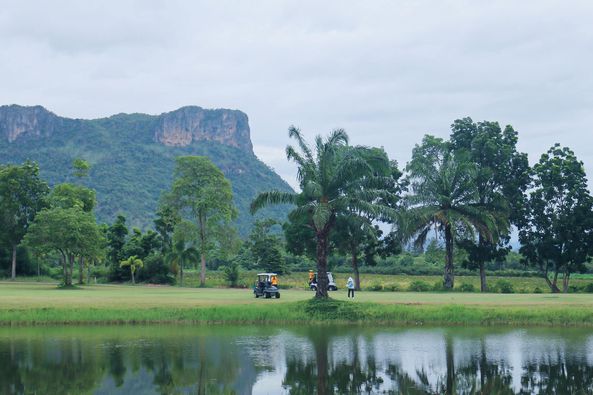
24, 207, 104, 286
251, 127, 397, 298
162, 156, 237, 287
519, 144, 593, 293
400, 135, 503, 289
450, 118, 529, 291
0, 161, 49, 279
106, 215, 129, 281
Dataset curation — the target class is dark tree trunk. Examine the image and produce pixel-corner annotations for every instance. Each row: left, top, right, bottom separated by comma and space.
67, 254, 75, 286
443, 224, 455, 289
479, 263, 487, 292
544, 271, 561, 293
351, 247, 361, 291
60, 251, 67, 285
200, 253, 206, 288
11, 244, 17, 280
78, 257, 84, 284
315, 230, 330, 298
562, 271, 570, 293
315, 334, 329, 395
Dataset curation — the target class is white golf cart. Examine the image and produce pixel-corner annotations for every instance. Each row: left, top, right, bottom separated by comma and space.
309, 272, 338, 291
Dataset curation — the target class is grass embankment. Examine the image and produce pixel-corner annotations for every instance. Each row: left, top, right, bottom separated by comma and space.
1, 282, 593, 327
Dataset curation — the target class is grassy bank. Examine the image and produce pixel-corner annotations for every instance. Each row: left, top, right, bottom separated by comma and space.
1, 282, 593, 327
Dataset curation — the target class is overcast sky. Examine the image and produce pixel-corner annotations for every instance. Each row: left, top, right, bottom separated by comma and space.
1, 0, 592, 189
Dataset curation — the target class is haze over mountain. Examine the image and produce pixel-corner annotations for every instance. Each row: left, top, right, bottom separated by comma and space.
0, 104, 293, 234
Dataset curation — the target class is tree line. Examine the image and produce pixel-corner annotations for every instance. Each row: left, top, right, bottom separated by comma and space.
1, 117, 592, 294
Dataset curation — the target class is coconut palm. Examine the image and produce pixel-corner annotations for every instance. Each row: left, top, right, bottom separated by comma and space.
251, 126, 397, 298
120, 255, 143, 285
166, 239, 199, 287
400, 135, 505, 289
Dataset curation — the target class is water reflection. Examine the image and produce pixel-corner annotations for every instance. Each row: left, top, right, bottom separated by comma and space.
0, 325, 592, 394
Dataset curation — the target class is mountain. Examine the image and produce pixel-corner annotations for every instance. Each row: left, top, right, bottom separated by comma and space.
0, 104, 293, 235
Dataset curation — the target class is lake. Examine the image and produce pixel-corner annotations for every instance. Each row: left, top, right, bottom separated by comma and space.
1, 325, 592, 394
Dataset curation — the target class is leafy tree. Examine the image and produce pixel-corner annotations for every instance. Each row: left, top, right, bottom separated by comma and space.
246, 219, 285, 274
49, 182, 97, 283
154, 205, 180, 253
120, 255, 143, 285
0, 161, 49, 279
24, 207, 104, 286
251, 127, 397, 297
106, 215, 129, 281
161, 156, 237, 287
519, 144, 593, 292
400, 135, 503, 289
72, 158, 91, 179
450, 118, 529, 291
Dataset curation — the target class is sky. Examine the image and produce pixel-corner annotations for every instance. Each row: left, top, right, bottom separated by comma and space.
1, 0, 592, 189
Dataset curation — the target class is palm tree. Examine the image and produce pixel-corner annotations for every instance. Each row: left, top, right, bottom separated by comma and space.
166, 239, 199, 287
400, 135, 505, 289
120, 255, 143, 285
251, 127, 396, 298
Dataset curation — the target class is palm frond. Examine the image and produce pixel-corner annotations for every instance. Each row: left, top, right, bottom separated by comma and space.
250, 191, 297, 214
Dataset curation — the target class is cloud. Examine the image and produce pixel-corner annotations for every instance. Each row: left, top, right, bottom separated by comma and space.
0, 0, 592, 187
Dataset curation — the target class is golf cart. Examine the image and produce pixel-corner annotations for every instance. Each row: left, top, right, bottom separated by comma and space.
253, 273, 280, 299
309, 272, 338, 291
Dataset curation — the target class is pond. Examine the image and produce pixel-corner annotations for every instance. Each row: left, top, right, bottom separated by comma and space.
1, 325, 592, 394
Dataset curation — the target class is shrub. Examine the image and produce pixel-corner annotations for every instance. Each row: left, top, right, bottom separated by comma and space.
495, 279, 514, 294
368, 282, 383, 292
408, 280, 431, 292
583, 283, 593, 293
385, 283, 401, 292
568, 285, 580, 293
533, 286, 543, 294
223, 262, 240, 288
399, 254, 414, 266
432, 281, 446, 292
458, 283, 475, 292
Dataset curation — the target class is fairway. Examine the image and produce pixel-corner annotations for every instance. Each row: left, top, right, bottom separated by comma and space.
1, 281, 592, 309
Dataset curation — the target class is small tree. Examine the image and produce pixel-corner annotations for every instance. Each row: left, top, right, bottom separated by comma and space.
223, 261, 240, 287
166, 237, 199, 287
120, 256, 143, 285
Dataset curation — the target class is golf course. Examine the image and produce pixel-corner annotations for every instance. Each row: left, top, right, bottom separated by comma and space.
2, 281, 593, 327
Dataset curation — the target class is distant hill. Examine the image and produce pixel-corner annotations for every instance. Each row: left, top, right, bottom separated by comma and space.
0, 105, 293, 235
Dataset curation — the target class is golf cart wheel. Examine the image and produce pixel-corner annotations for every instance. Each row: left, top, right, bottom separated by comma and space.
265, 292, 271, 299
275, 292, 280, 299
255, 293, 259, 298
310, 285, 317, 291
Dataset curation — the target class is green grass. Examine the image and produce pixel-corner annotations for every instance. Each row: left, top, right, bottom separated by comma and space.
1, 282, 593, 327
180, 270, 593, 293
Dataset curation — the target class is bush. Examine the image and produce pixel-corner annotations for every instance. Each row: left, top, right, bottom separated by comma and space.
568, 285, 580, 293
408, 280, 431, 292
533, 286, 543, 294
458, 283, 475, 292
384, 283, 401, 292
495, 279, 514, 294
138, 254, 175, 285
223, 261, 240, 287
432, 281, 446, 292
399, 254, 414, 266
583, 283, 593, 293
368, 282, 383, 292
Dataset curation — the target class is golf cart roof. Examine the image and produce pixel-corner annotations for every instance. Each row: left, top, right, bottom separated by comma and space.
257, 273, 277, 276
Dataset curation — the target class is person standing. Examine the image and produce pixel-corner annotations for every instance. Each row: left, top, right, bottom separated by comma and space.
347, 277, 355, 298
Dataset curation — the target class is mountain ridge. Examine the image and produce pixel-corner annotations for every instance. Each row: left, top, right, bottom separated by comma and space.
0, 104, 292, 235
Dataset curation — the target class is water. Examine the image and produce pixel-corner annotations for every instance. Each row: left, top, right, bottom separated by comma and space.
1, 325, 592, 394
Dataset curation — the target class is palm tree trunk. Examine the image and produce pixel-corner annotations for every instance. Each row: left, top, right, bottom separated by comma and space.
315, 230, 329, 298
478, 235, 487, 292
199, 211, 206, 287
131, 269, 135, 285
351, 247, 361, 291
11, 244, 17, 280
443, 224, 455, 289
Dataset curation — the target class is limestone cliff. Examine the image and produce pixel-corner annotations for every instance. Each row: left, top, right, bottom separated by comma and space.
0, 105, 254, 153
0, 105, 62, 142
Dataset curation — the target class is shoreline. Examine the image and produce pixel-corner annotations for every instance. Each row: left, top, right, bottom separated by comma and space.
2, 299, 593, 327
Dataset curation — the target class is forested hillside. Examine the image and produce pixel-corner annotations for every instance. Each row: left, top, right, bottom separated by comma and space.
0, 105, 292, 234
